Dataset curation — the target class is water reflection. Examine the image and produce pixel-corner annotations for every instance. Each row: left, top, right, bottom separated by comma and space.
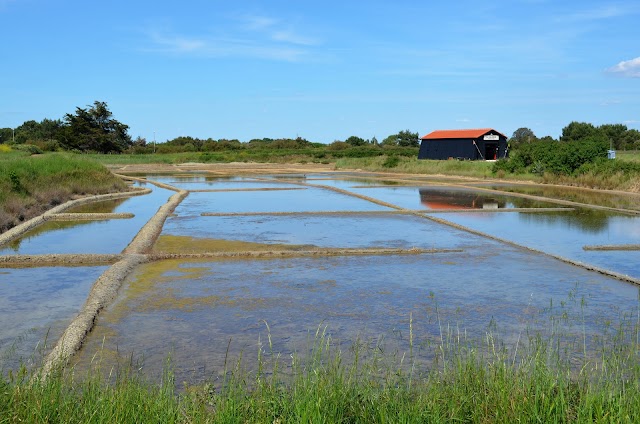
0, 185, 174, 255
419, 188, 505, 209
473, 183, 640, 211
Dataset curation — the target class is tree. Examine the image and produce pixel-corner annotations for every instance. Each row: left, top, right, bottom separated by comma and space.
381, 130, 419, 147
61, 101, 132, 153
560, 122, 598, 142
0, 128, 13, 144
345, 135, 367, 146
510, 127, 536, 148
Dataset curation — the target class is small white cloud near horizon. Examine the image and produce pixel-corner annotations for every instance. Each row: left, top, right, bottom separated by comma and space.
606, 57, 640, 78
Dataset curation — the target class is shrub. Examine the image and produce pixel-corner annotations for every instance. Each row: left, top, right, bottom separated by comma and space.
382, 155, 400, 168
11, 144, 43, 155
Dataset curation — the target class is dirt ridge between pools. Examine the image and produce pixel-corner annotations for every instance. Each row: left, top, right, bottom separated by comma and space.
583, 244, 640, 251
0, 254, 122, 267
148, 247, 463, 260
189, 187, 307, 193
47, 213, 135, 221
199, 207, 575, 217
0, 188, 150, 247
39, 177, 187, 379
39, 254, 148, 377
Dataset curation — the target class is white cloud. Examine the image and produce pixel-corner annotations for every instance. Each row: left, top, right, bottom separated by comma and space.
606, 57, 640, 78
140, 14, 322, 62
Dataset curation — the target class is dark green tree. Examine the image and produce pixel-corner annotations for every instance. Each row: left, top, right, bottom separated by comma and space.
0, 128, 13, 144
560, 122, 598, 142
510, 127, 536, 148
382, 130, 419, 147
61, 101, 132, 153
345, 135, 367, 146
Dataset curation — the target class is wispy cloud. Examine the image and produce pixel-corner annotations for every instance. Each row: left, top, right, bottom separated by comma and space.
606, 57, 640, 78
238, 14, 321, 46
556, 4, 633, 23
140, 13, 322, 62
142, 30, 309, 61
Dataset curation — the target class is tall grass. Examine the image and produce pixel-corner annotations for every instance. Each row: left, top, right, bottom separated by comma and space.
3, 305, 640, 422
0, 151, 127, 233
335, 156, 531, 180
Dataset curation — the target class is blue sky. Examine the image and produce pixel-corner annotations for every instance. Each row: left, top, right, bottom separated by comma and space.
1, 0, 639, 143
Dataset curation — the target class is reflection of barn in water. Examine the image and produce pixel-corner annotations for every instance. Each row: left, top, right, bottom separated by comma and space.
419, 188, 505, 210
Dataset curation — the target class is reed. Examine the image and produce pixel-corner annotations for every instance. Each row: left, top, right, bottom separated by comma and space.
3, 299, 640, 423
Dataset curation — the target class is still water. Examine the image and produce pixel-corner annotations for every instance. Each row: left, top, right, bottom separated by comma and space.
75, 251, 638, 383
0, 266, 107, 371
3, 172, 640, 381
0, 184, 174, 255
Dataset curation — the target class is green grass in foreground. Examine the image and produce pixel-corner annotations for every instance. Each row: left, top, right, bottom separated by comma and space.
0, 151, 127, 233
3, 317, 640, 423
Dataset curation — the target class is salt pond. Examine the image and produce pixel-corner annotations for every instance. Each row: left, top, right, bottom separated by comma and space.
2, 172, 640, 382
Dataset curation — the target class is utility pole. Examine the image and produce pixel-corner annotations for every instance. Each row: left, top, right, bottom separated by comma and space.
12, 128, 15, 144
153, 131, 156, 153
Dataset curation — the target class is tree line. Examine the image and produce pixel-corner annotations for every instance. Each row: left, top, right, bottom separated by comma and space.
0, 101, 132, 154
496, 122, 640, 176
0, 101, 420, 154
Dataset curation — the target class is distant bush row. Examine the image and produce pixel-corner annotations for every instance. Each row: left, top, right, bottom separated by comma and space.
494, 122, 640, 177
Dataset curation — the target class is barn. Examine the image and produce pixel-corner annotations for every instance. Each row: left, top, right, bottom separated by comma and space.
418, 128, 508, 160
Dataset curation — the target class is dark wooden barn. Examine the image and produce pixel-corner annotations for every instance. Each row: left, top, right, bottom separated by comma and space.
418, 128, 508, 160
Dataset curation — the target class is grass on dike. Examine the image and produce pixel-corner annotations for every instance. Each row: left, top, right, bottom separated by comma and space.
0, 150, 127, 233
3, 300, 640, 423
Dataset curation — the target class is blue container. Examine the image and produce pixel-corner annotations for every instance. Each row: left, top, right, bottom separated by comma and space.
608, 150, 616, 159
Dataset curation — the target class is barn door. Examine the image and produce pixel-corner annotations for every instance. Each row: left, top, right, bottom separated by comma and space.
485, 143, 498, 160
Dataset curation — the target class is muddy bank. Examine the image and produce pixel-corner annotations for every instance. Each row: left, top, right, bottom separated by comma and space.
0, 254, 122, 267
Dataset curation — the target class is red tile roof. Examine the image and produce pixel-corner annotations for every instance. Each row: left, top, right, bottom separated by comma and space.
420, 128, 506, 140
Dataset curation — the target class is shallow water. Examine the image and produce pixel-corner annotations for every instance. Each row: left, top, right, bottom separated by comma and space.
174, 186, 390, 216
5, 172, 640, 384
0, 266, 107, 371
310, 183, 559, 210
75, 252, 639, 383
0, 184, 174, 255
162, 213, 489, 250
440, 209, 640, 279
